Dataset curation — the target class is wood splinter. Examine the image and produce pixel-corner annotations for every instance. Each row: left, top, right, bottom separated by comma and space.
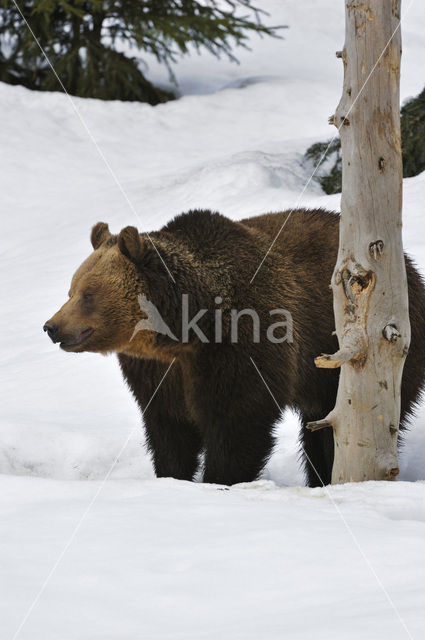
306, 415, 336, 432
315, 350, 353, 369
315, 325, 367, 369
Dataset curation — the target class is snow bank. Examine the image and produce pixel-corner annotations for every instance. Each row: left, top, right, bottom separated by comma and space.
2, 1, 425, 480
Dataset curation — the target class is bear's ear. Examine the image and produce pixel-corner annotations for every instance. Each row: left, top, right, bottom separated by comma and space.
91, 222, 111, 250
117, 226, 144, 263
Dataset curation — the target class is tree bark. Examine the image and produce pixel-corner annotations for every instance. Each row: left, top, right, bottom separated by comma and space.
307, 0, 410, 483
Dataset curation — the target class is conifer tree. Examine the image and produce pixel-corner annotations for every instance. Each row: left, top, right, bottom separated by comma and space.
305, 84, 425, 194
401, 86, 425, 178
0, 0, 282, 104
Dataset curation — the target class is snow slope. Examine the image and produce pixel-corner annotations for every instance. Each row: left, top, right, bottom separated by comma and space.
1, 1, 425, 638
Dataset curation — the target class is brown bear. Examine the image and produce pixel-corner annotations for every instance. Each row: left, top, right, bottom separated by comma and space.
44, 209, 425, 486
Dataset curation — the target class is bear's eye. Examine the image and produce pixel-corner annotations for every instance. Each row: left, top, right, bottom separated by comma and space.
82, 292, 94, 302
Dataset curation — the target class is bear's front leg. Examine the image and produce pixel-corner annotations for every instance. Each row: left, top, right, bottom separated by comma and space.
145, 416, 203, 481
118, 355, 203, 481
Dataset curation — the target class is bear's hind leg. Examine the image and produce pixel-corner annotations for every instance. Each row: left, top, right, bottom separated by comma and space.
299, 416, 334, 487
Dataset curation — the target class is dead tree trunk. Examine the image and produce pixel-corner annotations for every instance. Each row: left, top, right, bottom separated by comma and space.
307, 0, 410, 483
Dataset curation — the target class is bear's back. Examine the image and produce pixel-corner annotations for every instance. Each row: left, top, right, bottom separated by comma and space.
241, 208, 340, 271
160, 207, 340, 275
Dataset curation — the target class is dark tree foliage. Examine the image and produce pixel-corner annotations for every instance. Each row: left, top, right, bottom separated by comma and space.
0, 0, 283, 104
401, 86, 425, 178
305, 138, 342, 195
306, 85, 425, 194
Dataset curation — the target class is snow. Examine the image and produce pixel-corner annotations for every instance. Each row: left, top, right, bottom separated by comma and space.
1, 0, 425, 638
2, 477, 425, 640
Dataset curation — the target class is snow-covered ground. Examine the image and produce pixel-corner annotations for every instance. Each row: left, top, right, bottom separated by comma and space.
1, 1, 425, 638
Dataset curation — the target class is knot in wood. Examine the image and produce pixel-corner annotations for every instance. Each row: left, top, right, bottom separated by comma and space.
369, 240, 384, 260
383, 324, 401, 343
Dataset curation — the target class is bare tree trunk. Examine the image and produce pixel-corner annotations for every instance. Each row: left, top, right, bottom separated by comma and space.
307, 0, 410, 483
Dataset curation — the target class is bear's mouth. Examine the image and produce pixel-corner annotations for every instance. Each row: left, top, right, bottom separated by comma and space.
60, 328, 94, 350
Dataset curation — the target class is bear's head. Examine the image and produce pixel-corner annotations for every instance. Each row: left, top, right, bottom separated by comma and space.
43, 222, 157, 354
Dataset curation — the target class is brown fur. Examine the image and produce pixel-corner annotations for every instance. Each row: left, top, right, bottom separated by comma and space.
44, 209, 425, 485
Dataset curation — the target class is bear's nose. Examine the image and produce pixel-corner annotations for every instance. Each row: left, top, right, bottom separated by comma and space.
43, 322, 59, 343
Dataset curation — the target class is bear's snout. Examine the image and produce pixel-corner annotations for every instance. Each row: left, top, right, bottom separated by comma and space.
43, 313, 95, 351
43, 322, 60, 343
